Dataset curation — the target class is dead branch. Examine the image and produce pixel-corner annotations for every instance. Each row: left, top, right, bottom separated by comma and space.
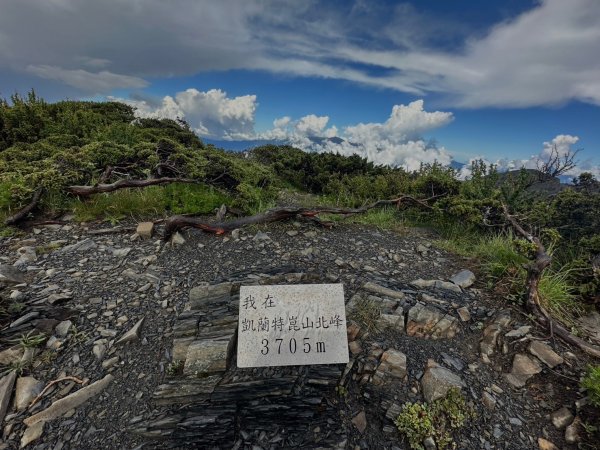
502, 204, 600, 358
163, 194, 437, 241
4, 188, 44, 226
29, 376, 86, 408
65, 177, 199, 197
537, 145, 581, 178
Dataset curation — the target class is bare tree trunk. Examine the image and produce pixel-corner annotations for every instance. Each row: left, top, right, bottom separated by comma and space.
4, 188, 44, 226
502, 204, 600, 358
66, 178, 199, 197
163, 195, 436, 241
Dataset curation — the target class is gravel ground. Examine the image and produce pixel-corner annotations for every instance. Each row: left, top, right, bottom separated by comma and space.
0, 218, 597, 449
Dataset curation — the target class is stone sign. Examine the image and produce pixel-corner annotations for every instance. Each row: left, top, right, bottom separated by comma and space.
237, 284, 349, 368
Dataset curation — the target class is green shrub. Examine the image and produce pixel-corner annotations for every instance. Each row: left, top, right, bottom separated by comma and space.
394, 388, 472, 450
582, 365, 600, 408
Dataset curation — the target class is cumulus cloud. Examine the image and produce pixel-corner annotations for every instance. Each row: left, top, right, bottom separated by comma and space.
111, 88, 257, 140
260, 100, 453, 170
2, 0, 600, 107
124, 91, 453, 169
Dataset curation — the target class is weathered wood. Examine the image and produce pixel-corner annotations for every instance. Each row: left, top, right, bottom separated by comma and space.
66, 177, 199, 197
163, 194, 437, 241
4, 188, 43, 226
503, 204, 600, 358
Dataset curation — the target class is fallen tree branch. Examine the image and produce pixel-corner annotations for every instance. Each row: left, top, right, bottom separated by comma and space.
502, 203, 600, 358
163, 194, 438, 241
29, 376, 86, 408
65, 177, 199, 197
4, 188, 44, 226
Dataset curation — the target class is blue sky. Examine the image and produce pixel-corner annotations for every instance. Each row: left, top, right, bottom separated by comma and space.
1, 0, 599, 175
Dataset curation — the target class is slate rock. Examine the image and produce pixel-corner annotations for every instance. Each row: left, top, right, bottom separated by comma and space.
116, 318, 145, 345
15, 376, 44, 411
528, 341, 563, 368
449, 269, 476, 288
421, 365, 465, 403
352, 411, 367, 434
0, 264, 27, 284
21, 421, 44, 448
373, 349, 407, 385
504, 354, 542, 388
0, 371, 17, 425
136, 222, 154, 239
550, 407, 573, 429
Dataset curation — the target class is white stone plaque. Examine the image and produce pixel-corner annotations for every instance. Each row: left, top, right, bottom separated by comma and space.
237, 284, 349, 368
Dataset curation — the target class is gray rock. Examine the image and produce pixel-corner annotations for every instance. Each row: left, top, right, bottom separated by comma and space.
136, 222, 154, 239
231, 229, 240, 240
537, 437, 559, 450
351, 411, 367, 434
423, 436, 436, 450
183, 338, 232, 376
0, 346, 24, 365
10, 311, 39, 328
411, 278, 436, 289
170, 232, 186, 246
373, 349, 407, 385
482, 391, 496, 410
14, 246, 37, 266
116, 318, 145, 345
55, 320, 72, 337
421, 365, 465, 403
61, 238, 97, 253
0, 371, 17, 425
505, 325, 531, 338
551, 407, 574, 429
112, 247, 132, 257
528, 341, 563, 368
102, 356, 119, 369
0, 264, 27, 284
15, 376, 44, 411
406, 303, 459, 339
504, 354, 542, 388
24, 375, 114, 427
253, 231, 270, 242
93, 342, 107, 360
378, 314, 404, 331
449, 270, 476, 288
21, 421, 44, 448
457, 307, 471, 322
564, 417, 582, 443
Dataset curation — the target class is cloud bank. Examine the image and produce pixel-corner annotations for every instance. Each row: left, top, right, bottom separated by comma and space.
2, 0, 600, 107
117, 89, 454, 170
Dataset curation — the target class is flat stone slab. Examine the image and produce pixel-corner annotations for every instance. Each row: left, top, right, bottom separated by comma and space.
237, 284, 349, 368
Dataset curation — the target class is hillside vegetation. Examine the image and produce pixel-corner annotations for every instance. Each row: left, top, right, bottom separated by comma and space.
1, 92, 599, 330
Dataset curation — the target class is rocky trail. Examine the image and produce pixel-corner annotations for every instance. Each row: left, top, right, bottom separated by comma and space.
0, 217, 597, 449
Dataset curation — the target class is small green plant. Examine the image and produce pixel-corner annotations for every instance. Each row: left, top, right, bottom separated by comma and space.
12, 330, 46, 349
37, 349, 58, 366
582, 365, 600, 408
68, 326, 88, 346
394, 388, 473, 450
335, 385, 348, 397
1, 359, 29, 377
167, 360, 184, 375
395, 402, 434, 450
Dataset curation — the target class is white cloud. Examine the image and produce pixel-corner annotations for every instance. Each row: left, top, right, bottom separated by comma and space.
26, 65, 148, 92
3, 0, 600, 107
111, 88, 257, 140
260, 100, 453, 170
